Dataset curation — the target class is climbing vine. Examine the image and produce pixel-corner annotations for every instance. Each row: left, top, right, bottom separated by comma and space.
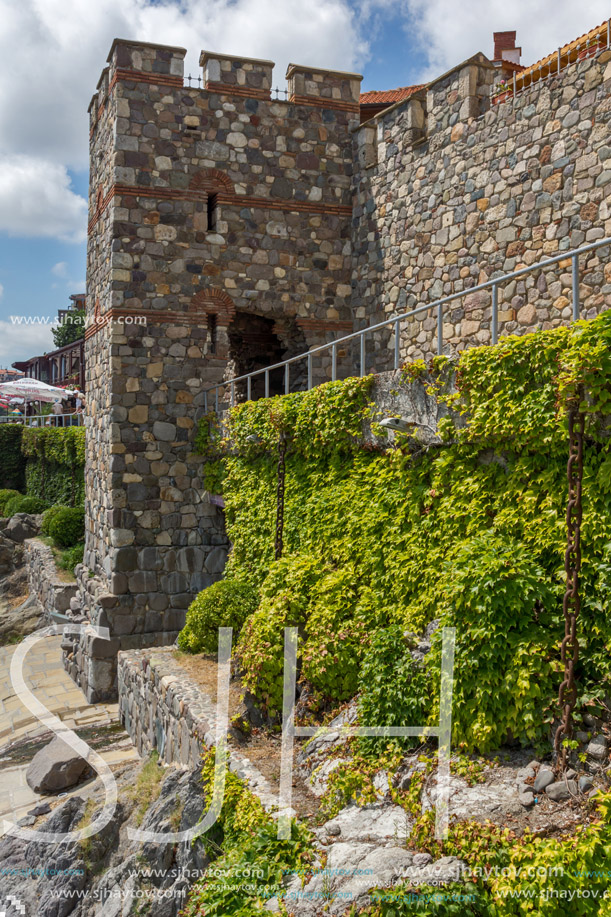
21, 427, 86, 506
184, 312, 611, 751
182, 749, 312, 916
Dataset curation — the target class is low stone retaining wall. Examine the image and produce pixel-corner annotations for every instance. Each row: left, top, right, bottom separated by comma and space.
24, 538, 78, 621
118, 648, 281, 812
118, 648, 214, 768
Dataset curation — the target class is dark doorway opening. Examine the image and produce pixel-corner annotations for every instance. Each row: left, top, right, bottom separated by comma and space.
227, 313, 286, 399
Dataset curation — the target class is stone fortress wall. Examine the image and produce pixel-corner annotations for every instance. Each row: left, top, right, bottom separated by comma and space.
352, 49, 611, 365
73, 32, 611, 702
75, 39, 362, 701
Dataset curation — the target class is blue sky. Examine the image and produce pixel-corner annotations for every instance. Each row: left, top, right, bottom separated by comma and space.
0, 0, 608, 367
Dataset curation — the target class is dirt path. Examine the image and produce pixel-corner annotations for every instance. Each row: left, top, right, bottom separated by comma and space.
173, 650, 320, 820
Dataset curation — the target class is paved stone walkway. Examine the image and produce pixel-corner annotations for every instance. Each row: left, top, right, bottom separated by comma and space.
0, 636, 117, 747
0, 635, 139, 833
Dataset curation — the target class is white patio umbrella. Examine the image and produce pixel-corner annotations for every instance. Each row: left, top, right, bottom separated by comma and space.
0, 378, 73, 403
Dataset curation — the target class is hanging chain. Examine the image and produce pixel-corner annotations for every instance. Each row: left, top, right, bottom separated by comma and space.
275, 432, 287, 560
554, 391, 585, 772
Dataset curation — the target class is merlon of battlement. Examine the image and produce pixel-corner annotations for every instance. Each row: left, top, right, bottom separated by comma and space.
286, 63, 362, 109
199, 51, 274, 99
106, 38, 186, 80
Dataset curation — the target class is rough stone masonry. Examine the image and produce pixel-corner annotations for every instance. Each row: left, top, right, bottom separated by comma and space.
72, 40, 361, 700
71, 34, 611, 701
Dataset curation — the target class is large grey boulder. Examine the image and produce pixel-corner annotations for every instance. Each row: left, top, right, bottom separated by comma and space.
322, 804, 411, 843
3, 513, 41, 544
26, 737, 90, 794
533, 767, 555, 792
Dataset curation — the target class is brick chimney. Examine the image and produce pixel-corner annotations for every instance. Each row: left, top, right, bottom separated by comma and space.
493, 31, 521, 65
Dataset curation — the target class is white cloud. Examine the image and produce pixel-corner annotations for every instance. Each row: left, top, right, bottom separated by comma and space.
0, 319, 56, 367
0, 156, 87, 242
0, 0, 603, 248
0, 0, 375, 243
0, 284, 4, 300
403, 0, 611, 81
51, 262, 69, 278
0, 0, 368, 173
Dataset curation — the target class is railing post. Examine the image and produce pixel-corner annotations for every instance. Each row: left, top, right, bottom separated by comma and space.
247, 376, 251, 402
437, 304, 443, 356
360, 334, 365, 377
307, 353, 313, 390
572, 254, 580, 321
284, 364, 290, 395
215, 388, 219, 413
491, 284, 498, 345
608, 20, 610, 49
332, 344, 337, 382
512, 72, 516, 107
394, 318, 400, 370
265, 370, 269, 399
230, 381, 235, 408
204, 391, 208, 413
557, 47, 561, 73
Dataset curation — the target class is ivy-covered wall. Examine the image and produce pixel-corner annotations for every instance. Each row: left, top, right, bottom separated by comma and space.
194, 311, 611, 754
0, 426, 86, 507
0, 425, 25, 491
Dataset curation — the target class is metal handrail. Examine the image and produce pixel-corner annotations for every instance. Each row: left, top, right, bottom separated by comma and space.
203, 237, 611, 413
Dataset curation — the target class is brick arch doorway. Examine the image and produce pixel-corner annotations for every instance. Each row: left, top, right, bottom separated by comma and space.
227, 312, 286, 400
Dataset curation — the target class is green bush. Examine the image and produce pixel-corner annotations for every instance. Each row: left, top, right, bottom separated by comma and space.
302, 566, 383, 701
178, 578, 259, 655
429, 535, 559, 752
0, 489, 22, 515
3, 494, 48, 517
46, 506, 85, 547
58, 543, 85, 575
41, 504, 71, 536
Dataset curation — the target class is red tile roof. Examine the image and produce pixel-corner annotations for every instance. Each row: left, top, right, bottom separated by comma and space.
360, 85, 425, 106
515, 20, 609, 90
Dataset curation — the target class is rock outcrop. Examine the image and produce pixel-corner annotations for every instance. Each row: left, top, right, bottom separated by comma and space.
0, 762, 209, 917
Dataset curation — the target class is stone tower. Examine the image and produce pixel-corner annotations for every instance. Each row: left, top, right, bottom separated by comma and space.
68, 39, 362, 701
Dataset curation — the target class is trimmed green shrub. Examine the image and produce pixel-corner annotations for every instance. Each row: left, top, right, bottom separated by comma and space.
46, 506, 85, 547
0, 489, 21, 515
178, 579, 259, 654
3, 494, 48, 517
41, 504, 71, 536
